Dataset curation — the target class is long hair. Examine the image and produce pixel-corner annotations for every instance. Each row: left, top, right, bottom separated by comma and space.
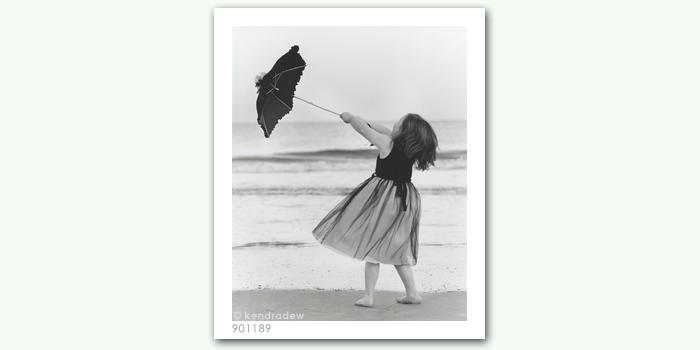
393, 113, 438, 171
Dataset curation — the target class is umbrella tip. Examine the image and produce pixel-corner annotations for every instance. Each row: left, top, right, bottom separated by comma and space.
291, 45, 299, 52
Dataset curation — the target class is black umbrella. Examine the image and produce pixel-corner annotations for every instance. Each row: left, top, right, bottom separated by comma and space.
255, 45, 338, 138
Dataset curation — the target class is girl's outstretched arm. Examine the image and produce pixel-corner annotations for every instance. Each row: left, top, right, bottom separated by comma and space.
353, 116, 392, 136
340, 112, 392, 155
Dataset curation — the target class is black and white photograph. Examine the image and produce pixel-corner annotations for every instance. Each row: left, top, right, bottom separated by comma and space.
214, 8, 485, 339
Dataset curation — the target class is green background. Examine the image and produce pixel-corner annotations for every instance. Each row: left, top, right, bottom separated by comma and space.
2, 0, 699, 348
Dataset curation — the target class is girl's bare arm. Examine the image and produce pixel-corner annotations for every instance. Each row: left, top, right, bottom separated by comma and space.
353, 116, 392, 136
340, 112, 392, 155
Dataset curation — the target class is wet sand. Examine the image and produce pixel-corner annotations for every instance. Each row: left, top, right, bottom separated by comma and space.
232, 289, 468, 321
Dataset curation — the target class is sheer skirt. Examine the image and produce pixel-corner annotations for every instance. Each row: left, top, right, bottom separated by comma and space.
312, 175, 421, 266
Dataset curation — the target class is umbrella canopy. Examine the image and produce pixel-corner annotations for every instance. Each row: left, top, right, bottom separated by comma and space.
255, 45, 306, 138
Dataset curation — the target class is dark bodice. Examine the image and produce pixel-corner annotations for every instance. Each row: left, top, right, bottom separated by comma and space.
374, 145, 413, 183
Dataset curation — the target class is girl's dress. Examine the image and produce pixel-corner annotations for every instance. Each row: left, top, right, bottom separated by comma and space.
312, 144, 421, 266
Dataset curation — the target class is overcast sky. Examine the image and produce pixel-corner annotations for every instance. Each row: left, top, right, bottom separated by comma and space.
232, 26, 468, 124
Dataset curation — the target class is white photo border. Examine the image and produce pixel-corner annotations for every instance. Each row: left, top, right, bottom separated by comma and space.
214, 8, 485, 339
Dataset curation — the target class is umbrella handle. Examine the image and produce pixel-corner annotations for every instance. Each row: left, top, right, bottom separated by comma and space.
292, 96, 339, 116
293, 95, 371, 146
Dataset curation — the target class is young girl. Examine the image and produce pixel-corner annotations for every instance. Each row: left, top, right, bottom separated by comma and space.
312, 112, 438, 307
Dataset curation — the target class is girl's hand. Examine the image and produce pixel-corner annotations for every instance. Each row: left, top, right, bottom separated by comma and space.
339, 112, 353, 124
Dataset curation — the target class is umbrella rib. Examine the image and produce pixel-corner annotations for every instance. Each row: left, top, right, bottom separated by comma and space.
270, 65, 306, 89
265, 65, 305, 94
272, 65, 306, 80
259, 112, 269, 136
270, 92, 292, 112
259, 92, 279, 136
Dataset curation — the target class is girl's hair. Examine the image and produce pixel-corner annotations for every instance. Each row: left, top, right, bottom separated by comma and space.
393, 113, 439, 171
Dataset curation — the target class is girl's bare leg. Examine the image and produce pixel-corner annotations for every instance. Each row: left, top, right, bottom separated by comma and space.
394, 265, 422, 304
355, 262, 379, 307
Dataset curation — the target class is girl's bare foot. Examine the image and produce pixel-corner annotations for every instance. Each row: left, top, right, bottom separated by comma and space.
396, 294, 422, 304
355, 297, 373, 308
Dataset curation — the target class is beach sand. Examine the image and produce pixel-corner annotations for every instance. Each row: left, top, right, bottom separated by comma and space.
232, 245, 466, 292
232, 289, 468, 321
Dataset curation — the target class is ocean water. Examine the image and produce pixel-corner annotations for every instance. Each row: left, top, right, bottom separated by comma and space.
231, 119, 468, 242
232, 120, 467, 173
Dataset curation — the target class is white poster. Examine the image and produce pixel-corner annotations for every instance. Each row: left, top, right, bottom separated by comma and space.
214, 8, 485, 339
